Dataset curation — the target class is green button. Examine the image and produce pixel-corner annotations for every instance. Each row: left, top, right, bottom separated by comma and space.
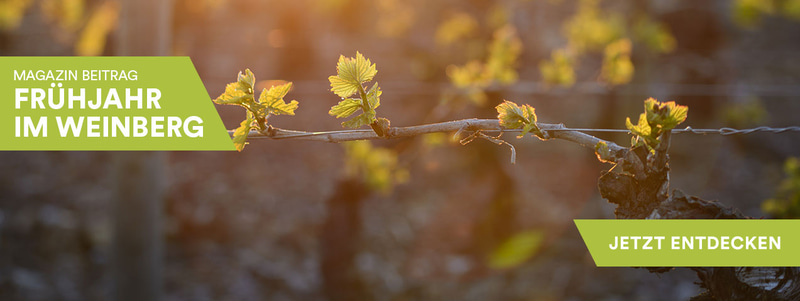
575, 219, 800, 267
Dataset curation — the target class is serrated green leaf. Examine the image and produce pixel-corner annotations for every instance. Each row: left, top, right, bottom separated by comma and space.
664, 101, 688, 130
496, 100, 527, 129
329, 75, 360, 99
259, 83, 298, 116
626, 114, 651, 138
497, 100, 535, 127
213, 82, 252, 105
232, 114, 254, 152
329, 98, 362, 118
340, 52, 377, 83
214, 69, 257, 107
643, 98, 688, 131
263, 82, 291, 103
327, 53, 383, 132
238, 69, 255, 91
644, 97, 659, 123
366, 82, 381, 110
496, 100, 540, 138
342, 109, 375, 129
329, 52, 377, 98
488, 230, 544, 269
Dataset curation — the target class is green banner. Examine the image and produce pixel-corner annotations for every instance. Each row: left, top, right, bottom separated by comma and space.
1, 57, 235, 150
575, 219, 800, 267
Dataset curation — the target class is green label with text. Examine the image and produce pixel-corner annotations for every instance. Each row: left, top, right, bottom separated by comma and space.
1, 57, 235, 150
575, 219, 800, 267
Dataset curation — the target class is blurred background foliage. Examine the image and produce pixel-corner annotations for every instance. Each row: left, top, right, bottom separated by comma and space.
2, 0, 800, 300
0, 0, 118, 55
762, 157, 800, 218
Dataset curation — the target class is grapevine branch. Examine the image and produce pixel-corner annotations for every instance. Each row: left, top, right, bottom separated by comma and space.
233, 120, 800, 160
240, 118, 627, 159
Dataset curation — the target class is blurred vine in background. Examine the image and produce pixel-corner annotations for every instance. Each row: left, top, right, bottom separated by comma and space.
343, 141, 408, 195
733, 0, 800, 28
762, 157, 800, 218
539, 49, 576, 87
488, 230, 544, 270
722, 98, 769, 128
0, 0, 119, 55
446, 25, 522, 105
540, 0, 675, 87
435, 12, 478, 46
0, 0, 34, 30
563, 0, 624, 53
633, 15, 676, 54
374, 0, 415, 38
600, 38, 634, 85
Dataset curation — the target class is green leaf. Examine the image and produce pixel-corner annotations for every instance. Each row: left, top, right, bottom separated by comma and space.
329, 75, 359, 99
238, 69, 255, 91
329, 52, 377, 98
626, 114, 651, 138
217, 69, 300, 151
643, 98, 688, 131
213, 83, 252, 105
664, 101, 688, 130
644, 97, 659, 118
495, 100, 544, 139
329, 98, 362, 118
627, 98, 689, 150
327, 53, 384, 132
496, 100, 538, 138
366, 82, 382, 110
520, 122, 538, 139
232, 114, 254, 152
496, 100, 529, 129
259, 82, 298, 116
488, 230, 544, 269
342, 110, 375, 129
213, 69, 256, 106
